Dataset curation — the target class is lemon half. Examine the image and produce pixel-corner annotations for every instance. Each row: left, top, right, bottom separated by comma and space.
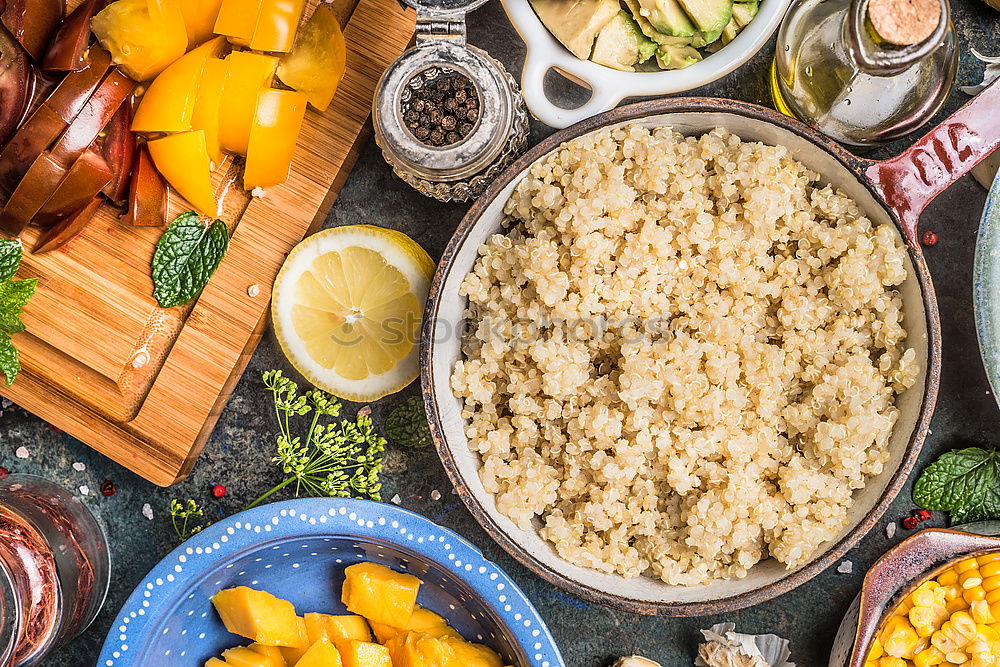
272, 225, 435, 402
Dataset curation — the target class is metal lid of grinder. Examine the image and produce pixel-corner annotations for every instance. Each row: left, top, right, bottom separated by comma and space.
373, 0, 529, 202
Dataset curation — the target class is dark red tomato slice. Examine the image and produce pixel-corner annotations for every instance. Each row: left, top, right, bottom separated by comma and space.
96, 97, 134, 203
49, 67, 135, 167
122, 144, 166, 227
35, 194, 101, 253
0, 151, 65, 235
43, 0, 104, 72
1, 0, 63, 62
0, 23, 32, 149
33, 150, 111, 227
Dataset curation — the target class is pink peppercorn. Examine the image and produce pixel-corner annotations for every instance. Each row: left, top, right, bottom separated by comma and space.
914, 509, 932, 522
922, 230, 938, 246
902, 516, 918, 530
100, 480, 116, 496
211, 484, 226, 499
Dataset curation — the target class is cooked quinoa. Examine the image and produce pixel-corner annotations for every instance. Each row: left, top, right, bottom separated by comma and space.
450, 125, 919, 586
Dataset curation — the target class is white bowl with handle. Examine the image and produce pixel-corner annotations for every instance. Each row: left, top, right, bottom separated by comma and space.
500, 0, 793, 128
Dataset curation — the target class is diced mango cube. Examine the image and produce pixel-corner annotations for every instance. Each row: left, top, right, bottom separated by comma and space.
295, 640, 344, 667
211, 587, 305, 648
206, 659, 228, 667
250, 644, 287, 667
385, 632, 457, 667
279, 617, 310, 666
342, 563, 421, 628
335, 639, 392, 667
441, 637, 504, 667
369, 607, 458, 644
223, 646, 280, 667
327, 615, 372, 642
304, 613, 333, 644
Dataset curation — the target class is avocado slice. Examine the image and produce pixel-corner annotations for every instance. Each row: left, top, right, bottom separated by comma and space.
624, 0, 696, 47
634, 0, 696, 37
731, 0, 758, 27
719, 18, 740, 44
530, 0, 622, 60
676, 0, 732, 44
655, 43, 703, 69
591, 10, 658, 71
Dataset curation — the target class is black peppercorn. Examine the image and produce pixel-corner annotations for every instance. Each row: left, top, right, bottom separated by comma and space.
402, 72, 481, 147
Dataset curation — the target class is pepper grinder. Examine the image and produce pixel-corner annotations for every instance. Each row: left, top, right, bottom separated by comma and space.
373, 0, 530, 202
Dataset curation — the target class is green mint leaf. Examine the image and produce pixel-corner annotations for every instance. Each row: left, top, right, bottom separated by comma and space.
913, 447, 999, 511
152, 212, 229, 308
385, 395, 432, 448
950, 482, 1000, 525
0, 240, 23, 282
0, 278, 38, 334
0, 331, 20, 386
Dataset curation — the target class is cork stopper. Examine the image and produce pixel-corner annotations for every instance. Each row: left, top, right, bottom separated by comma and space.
868, 0, 941, 45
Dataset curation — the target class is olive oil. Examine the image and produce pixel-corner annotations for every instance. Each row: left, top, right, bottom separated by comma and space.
771, 0, 957, 147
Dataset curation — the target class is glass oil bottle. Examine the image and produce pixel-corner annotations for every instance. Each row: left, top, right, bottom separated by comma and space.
771, 0, 958, 147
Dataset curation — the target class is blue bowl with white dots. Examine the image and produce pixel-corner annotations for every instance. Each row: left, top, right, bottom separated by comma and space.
97, 498, 564, 667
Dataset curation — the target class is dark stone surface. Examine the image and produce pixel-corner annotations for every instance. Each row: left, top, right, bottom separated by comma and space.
4, 1, 1000, 665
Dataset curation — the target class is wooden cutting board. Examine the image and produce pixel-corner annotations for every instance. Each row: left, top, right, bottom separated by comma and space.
0, 0, 415, 486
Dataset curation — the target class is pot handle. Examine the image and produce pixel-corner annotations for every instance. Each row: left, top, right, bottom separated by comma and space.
520, 52, 625, 129
848, 528, 1000, 667
865, 79, 1000, 248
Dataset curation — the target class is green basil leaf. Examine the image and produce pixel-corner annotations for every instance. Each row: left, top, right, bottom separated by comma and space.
152, 212, 229, 309
913, 447, 999, 511
0, 240, 23, 283
950, 483, 1000, 525
0, 331, 21, 386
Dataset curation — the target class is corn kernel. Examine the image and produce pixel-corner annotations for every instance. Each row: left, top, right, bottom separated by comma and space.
884, 616, 922, 657
913, 606, 951, 637
961, 570, 985, 590
987, 589, 1000, 605
975, 623, 999, 642
952, 612, 978, 637
983, 575, 1000, 593
949, 597, 972, 615
980, 561, 1000, 578
946, 586, 966, 602
915, 647, 948, 667
915, 647, 947, 667
944, 651, 968, 664
939, 569, 961, 587
965, 587, 988, 604
878, 658, 907, 667
958, 559, 981, 574
991, 602, 1000, 620
865, 661, 879, 667
868, 638, 885, 661
976, 552, 1000, 565
970, 600, 995, 625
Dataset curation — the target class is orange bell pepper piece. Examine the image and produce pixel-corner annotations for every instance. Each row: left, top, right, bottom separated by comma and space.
178, 0, 225, 47
277, 5, 346, 112
91, 0, 188, 81
250, 0, 307, 53
191, 58, 228, 165
132, 36, 227, 134
244, 88, 307, 190
218, 51, 278, 156
214, 0, 266, 47
147, 130, 217, 216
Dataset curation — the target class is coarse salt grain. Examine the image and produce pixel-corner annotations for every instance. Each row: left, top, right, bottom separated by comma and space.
247, 284, 261, 297
14, 446, 28, 459
886, 522, 897, 539
79, 485, 89, 496
72, 462, 86, 472
837, 560, 853, 574
142, 503, 154, 520
390, 494, 401, 505
430, 490, 441, 501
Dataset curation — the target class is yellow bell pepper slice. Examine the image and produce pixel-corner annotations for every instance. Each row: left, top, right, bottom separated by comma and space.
92, 0, 188, 81
179, 0, 225, 47
277, 4, 346, 111
214, 0, 266, 47
191, 58, 227, 165
244, 88, 307, 190
147, 130, 217, 216
250, 0, 307, 52
132, 36, 227, 134
219, 51, 278, 155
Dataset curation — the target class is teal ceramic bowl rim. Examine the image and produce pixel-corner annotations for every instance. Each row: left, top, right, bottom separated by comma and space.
974, 168, 1000, 409
97, 497, 564, 667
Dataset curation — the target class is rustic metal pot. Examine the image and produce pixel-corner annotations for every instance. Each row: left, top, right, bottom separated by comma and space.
829, 524, 1000, 667
421, 82, 1000, 615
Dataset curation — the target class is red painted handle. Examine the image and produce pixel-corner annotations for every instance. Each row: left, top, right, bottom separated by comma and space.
866, 79, 1000, 247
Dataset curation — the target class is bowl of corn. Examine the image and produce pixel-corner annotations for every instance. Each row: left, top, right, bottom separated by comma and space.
830, 523, 1000, 667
